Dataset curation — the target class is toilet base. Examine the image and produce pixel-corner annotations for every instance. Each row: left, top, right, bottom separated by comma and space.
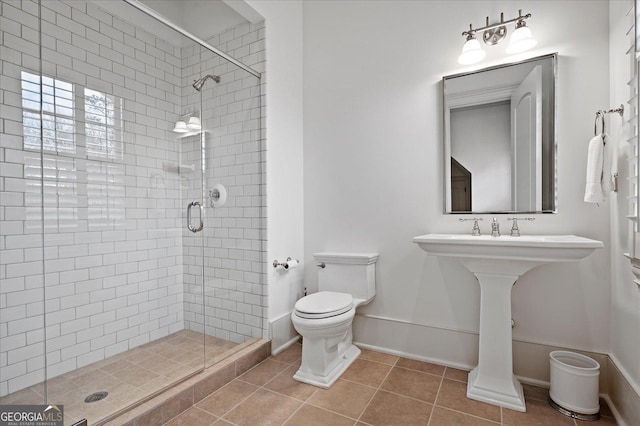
293, 344, 361, 388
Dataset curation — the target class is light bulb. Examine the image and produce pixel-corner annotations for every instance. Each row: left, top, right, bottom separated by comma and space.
458, 36, 486, 65
187, 116, 201, 130
506, 23, 537, 54
173, 120, 188, 133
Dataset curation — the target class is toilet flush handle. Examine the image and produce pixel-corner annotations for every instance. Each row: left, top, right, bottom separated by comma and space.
317, 262, 326, 269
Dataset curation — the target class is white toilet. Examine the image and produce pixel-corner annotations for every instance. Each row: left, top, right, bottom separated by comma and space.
291, 252, 378, 388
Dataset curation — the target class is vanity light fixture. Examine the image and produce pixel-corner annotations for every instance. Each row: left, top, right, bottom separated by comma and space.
173, 112, 201, 133
458, 10, 536, 65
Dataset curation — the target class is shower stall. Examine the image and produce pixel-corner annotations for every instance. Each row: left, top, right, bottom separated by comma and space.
0, 0, 266, 423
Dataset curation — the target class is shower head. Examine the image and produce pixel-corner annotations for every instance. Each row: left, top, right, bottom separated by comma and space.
192, 74, 221, 91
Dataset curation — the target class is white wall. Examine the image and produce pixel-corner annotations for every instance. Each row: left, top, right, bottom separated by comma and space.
450, 103, 511, 211
244, 1, 304, 351
609, 0, 640, 423
303, 0, 612, 378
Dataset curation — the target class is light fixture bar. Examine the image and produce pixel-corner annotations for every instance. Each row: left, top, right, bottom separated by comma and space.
462, 10, 532, 37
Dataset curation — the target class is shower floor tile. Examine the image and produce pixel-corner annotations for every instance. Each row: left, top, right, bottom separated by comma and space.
165, 343, 619, 426
0, 330, 252, 426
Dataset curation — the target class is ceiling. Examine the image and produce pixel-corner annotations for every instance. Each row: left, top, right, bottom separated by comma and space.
92, 0, 255, 48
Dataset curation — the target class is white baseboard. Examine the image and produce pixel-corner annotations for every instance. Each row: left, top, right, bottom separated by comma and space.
353, 314, 609, 393
607, 354, 640, 426
269, 311, 299, 355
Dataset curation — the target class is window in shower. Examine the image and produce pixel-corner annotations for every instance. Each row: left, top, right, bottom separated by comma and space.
21, 71, 75, 154
20, 72, 126, 231
84, 88, 124, 160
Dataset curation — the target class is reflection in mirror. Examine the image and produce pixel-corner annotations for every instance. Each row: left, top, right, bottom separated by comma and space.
444, 53, 556, 213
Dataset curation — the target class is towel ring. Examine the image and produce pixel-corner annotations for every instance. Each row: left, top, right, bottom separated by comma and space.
594, 110, 605, 136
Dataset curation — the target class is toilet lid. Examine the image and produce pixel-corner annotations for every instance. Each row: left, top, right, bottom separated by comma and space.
294, 291, 353, 319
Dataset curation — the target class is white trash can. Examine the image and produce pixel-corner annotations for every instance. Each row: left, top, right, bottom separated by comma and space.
549, 351, 600, 421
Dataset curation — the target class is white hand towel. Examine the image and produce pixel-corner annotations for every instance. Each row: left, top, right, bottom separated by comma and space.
584, 134, 611, 204
601, 134, 613, 197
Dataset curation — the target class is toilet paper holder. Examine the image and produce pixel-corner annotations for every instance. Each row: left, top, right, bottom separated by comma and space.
273, 257, 299, 270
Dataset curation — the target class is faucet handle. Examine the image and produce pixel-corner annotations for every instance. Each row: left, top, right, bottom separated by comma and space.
507, 217, 535, 237
459, 217, 483, 236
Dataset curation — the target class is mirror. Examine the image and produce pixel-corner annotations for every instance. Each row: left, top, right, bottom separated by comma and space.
443, 53, 556, 213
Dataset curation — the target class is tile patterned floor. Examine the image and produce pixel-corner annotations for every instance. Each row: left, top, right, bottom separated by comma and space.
0, 330, 255, 425
164, 343, 619, 426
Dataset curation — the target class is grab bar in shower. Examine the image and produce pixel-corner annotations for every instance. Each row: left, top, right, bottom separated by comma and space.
187, 201, 204, 233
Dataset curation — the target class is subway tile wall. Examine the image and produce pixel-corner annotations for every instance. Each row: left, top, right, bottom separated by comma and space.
0, 0, 266, 396
180, 21, 266, 345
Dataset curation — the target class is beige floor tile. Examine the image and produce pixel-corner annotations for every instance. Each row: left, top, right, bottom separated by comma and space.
429, 406, 499, 425
435, 379, 501, 423
99, 358, 135, 375
134, 355, 174, 371
223, 388, 302, 426
396, 357, 446, 376
342, 358, 392, 388
503, 398, 575, 426
165, 406, 217, 426
64, 363, 100, 382
156, 344, 186, 359
380, 366, 441, 403
270, 343, 302, 365
444, 367, 469, 383
102, 382, 146, 407
264, 365, 318, 401
284, 404, 355, 426
576, 415, 618, 425
358, 348, 399, 366
50, 386, 94, 406
0, 386, 44, 404
112, 365, 160, 385
69, 368, 120, 389
197, 380, 259, 417
239, 358, 289, 386
124, 348, 155, 364
360, 390, 433, 425
213, 419, 235, 425
307, 379, 376, 419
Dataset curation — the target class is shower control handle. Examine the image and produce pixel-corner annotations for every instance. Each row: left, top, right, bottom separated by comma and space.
187, 201, 204, 233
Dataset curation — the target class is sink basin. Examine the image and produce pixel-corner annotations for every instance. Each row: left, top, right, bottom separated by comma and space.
414, 233, 603, 412
414, 234, 603, 272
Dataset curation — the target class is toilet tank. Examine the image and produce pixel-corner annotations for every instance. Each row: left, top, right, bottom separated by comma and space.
314, 252, 378, 304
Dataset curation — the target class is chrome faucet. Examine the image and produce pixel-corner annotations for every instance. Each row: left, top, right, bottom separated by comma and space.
459, 217, 483, 236
491, 217, 500, 237
507, 217, 535, 237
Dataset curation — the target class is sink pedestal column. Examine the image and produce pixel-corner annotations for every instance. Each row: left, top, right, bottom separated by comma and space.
467, 272, 526, 412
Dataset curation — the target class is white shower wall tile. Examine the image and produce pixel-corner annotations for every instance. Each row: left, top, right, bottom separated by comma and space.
180, 21, 266, 344
0, 0, 185, 395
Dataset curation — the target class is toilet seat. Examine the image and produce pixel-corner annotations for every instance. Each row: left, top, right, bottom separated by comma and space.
294, 291, 353, 319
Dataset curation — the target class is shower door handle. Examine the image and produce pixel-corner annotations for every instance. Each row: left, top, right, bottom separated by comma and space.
187, 201, 204, 233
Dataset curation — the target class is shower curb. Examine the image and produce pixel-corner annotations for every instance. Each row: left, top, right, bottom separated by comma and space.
99, 339, 271, 426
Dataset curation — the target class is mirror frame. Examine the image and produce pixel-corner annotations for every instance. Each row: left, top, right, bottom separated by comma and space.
443, 53, 558, 214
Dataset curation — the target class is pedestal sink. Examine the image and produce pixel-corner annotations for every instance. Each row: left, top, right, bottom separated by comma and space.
413, 234, 603, 412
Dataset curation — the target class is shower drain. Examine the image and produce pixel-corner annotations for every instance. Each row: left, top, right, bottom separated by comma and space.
84, 391, 108, 403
